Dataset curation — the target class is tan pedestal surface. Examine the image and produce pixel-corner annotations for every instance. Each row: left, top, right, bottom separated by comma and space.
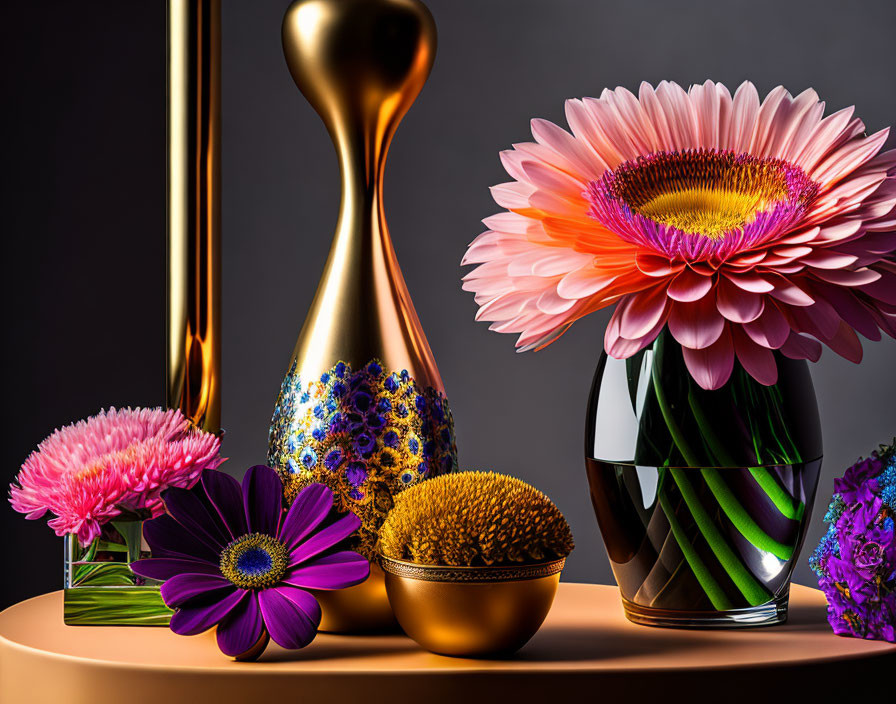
1, 584, 891, 703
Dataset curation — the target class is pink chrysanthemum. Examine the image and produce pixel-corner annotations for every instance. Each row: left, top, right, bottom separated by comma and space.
462, 81, 896, 389
9, 407, 224, 546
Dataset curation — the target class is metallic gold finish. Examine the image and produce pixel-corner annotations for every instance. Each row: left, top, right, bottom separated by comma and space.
381, 558, 564, 657
313, 564, 397, 633
280, 0, 443, 390
380, 557, 566, 583
166, 0, 222, 433
276, 0, 449, 633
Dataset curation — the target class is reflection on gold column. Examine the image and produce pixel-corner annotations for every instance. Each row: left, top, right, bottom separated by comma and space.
166, 0, 222, 433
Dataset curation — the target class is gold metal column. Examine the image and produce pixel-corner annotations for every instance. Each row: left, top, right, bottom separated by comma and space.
166, 0, 222, 433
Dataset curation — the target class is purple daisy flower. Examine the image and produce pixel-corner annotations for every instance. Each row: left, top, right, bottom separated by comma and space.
130, 466, 369, 659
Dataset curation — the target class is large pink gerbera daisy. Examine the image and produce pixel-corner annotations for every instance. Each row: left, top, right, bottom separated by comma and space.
9, 407, 224, 546
462, 81, 896, 389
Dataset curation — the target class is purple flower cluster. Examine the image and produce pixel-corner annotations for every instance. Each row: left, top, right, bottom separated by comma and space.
810, 442, 896, 642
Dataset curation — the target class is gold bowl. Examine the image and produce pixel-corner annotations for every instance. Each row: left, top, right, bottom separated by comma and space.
380, 556, 565, 657
312, 563, 398, 633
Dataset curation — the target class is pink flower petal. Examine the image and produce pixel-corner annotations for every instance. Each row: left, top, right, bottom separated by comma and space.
767, 276, 815, 306
788, 297, 842, 339
776, 226, 821, 245
722, 271, 775, 293
520, 159, 587, 198
813, 267, 881, 287
726, 81, 761, 153
800, 250, 860, 269
667, 298, 725, 350
814, 220, 862, 244
814, 285, 881, 341
555, 266, 620, 299
860, 267, 896, 305
667, 268, 714, 302
530, 117, 604, 180
812, 128, 890, 186
779, 331, 823, 362
822, 321, 864, 363
604, 302, 668, 359
732, 327, 778, 386
742, 303, 791, 349
616, 287, 671, 340
681, 325, 735, 390
536, 288, 579, 315
489, 182, 534, 210
771, 245, 813, 261
716, 278, 765, 323
636, 253, 684, 277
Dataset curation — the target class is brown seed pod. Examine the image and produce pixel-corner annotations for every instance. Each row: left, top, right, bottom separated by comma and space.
378, 471, 574, 566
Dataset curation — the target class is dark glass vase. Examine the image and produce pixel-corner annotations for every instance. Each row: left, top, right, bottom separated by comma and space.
585, 329, 822, 628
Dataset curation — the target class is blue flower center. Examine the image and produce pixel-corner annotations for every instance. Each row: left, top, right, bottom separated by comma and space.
235, 547, 273, 577
219, 533, 289, 589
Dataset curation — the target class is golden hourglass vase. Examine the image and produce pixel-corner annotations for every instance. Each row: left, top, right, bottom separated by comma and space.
269, 0, 457, 632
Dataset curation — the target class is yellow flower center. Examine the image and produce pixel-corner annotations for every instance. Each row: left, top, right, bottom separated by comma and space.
637, 187, 778, 240
610, 150, 796, 239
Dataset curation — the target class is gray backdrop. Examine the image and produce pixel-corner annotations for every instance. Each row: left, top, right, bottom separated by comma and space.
3, 0, 895, 608
221, 0, 896, 588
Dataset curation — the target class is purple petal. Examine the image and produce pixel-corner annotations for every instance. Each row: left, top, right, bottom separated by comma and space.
242, 465, 283, 536
160, 573, 232, 607
202, 469, 249, 539
162, 486, 229, 551
216, 593, 264, 657
288, 512, 361, 566
169, 588, 246, 636
257, 587, 319, 649
283, 551, 369, 590
279, 483, 333, 551
130, 557, 222, 582
143, 513, 220, 563
277, 586, 322, 624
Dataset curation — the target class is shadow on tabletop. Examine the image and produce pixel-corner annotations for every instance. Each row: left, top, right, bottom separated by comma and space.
259, 636, 419, 663
257, 593, 868, 664
781, 601, 835, 634
514, 624, 729, 662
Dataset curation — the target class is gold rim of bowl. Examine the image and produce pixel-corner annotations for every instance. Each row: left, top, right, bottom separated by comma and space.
378, 555, 566, 583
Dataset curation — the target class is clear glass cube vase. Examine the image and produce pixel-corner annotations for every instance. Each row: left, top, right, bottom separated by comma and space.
64, 519, 172, 626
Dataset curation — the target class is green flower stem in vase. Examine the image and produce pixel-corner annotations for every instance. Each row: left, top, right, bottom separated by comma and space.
64, 519, 172, 626
585, 329, 822, 627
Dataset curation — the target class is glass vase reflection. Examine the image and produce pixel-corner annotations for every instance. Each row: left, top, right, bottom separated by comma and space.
64, 519, 172, 626
585, 330, 822, 628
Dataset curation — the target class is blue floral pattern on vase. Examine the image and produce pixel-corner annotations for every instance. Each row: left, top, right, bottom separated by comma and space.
268, 358, 458, 558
